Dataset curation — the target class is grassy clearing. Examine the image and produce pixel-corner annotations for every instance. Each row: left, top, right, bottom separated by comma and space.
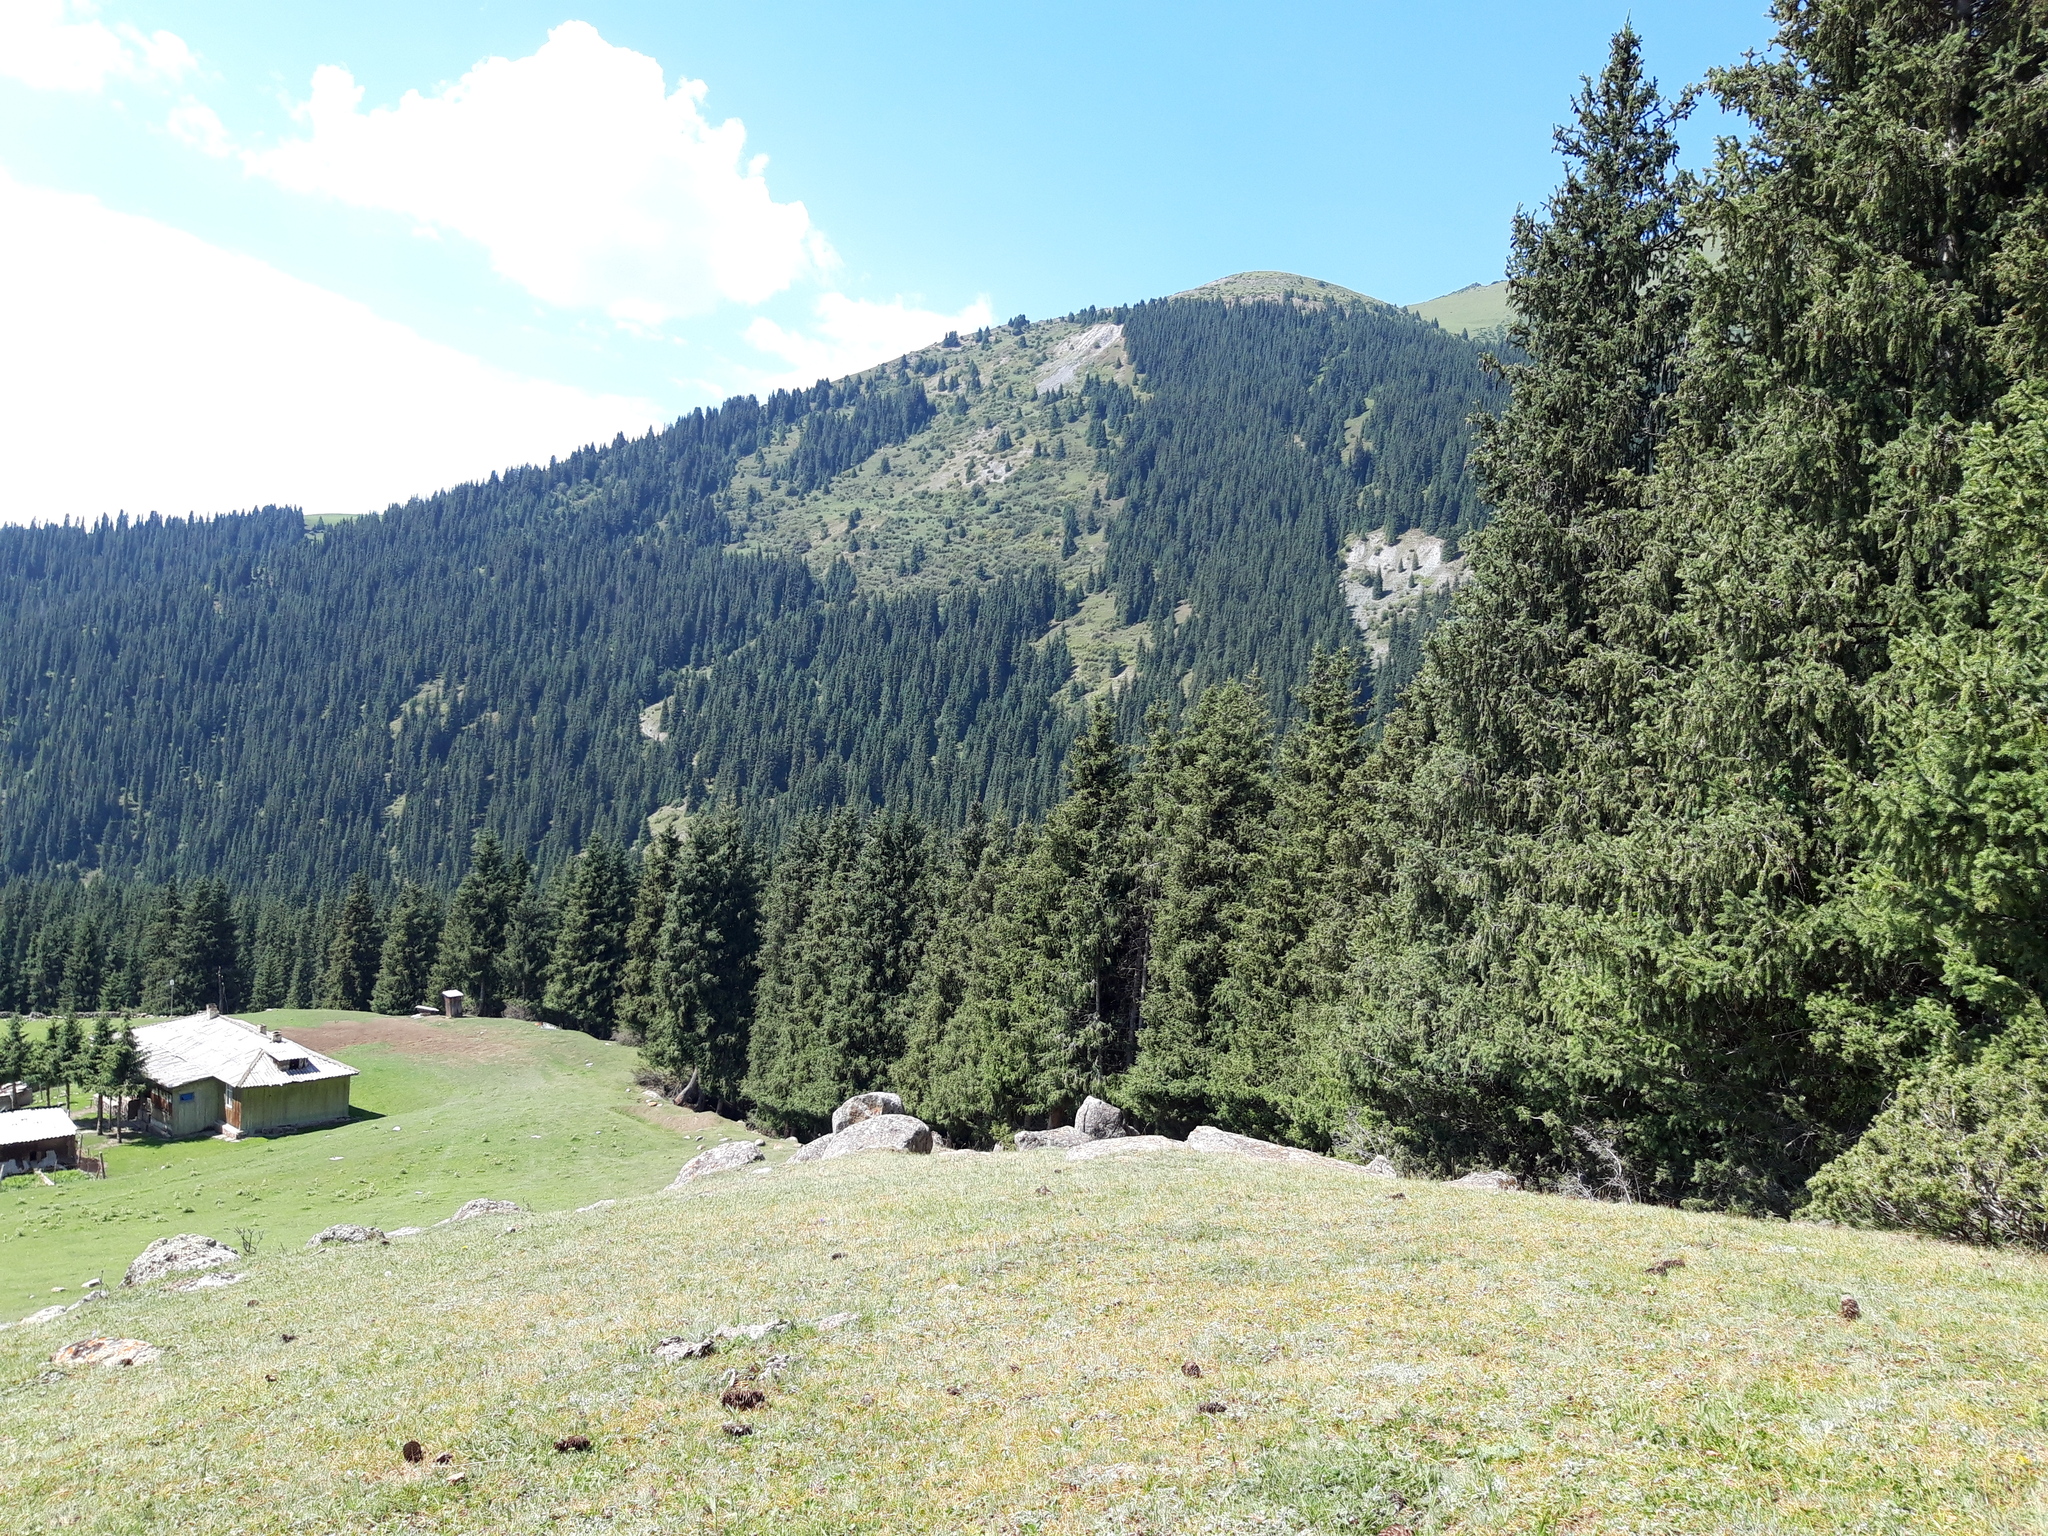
0, 1012, 768, 1303
3, 1146, 2044, 1533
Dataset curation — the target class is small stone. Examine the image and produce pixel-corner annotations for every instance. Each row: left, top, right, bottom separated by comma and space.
654, 1335, 716, 1361
434, 1451, 454, 1465
123, 1233, 239, 1288
1446, 1169, 1520, 1192
445, 1471, 466, 1485
443, 1199, 524, 1224
554, 1434, 592, 1453
1840, 1295, 1861, 1321
668, 1140, 765, 1188
307, 1224, 386, 1249
402, 1440, 424, 1464
831, 1091, 905, 1133
1015, 1126, 1089, 1151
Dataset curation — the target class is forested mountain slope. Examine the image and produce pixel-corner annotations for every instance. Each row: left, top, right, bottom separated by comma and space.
0, 285, 1498, 890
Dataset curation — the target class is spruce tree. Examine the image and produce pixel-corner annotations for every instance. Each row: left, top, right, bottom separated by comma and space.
139, 880, 183, 1015
1122, 680, 1274, 1133
619, 824, 681, 1042
370, 884, 443, 1016
322, 873, 383, 1010
647, 815, 762, 1107
433, 832, 515, 1016
544, 832, 633, 1036
0, 1015, 25, 1088
175, 879, 240, 1015
498, 852, 558, 1012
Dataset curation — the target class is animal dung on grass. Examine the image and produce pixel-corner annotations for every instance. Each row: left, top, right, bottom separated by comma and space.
667, 1140, 764, 1188
1181, 1361, 1202, 1378
123, 1233, 239, 1288
830, 1091, 904, 1132
1840, 1295, 1861, 1321
1646, 1257, 1686, 1276
721, 1386, 767, 1410
401, 1440, 424, 1464
722, 1422, 753, 1437
50, 1335, 161, 1367
308, 1224, 386, 1249
789, 1113, 933, 1162
434, 1451, 454, 1465
1196, 1401, 1226, 1414
554, 1434, 593, 1453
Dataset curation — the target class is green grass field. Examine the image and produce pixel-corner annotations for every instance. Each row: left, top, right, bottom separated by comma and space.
3, 1139, 2045, 1533
1407, 280, 1513, 339
0, 1012, 773, 1303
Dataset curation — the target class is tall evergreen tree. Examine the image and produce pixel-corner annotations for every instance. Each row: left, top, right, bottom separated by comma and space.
434, 832, 516, 1016
370, 884, 443, 1016
544, 832, 633, 1036
619, 824, 682, 1041
322, 873, 383, 1010
647, 815, 762, 1107
1122, 680, 1275, 1133
174, 879, 240, 1014
139, 880, 184, 1015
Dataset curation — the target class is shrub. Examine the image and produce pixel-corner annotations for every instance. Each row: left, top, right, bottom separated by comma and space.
1804, 1039, 2048, 1247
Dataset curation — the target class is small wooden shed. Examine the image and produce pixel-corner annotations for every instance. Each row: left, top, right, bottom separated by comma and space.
0, 1107, 80, 1175
133, 1012, 358, 1140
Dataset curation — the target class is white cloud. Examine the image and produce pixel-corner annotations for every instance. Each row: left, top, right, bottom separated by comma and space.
243, 21, 828, 326
0, 0, 193, 92
0, 168, 661, 523
744, 292, 995, 389
166, 98, 231, 157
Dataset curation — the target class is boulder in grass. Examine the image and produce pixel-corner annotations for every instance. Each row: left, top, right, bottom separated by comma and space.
1066, 1134, 1183, 1162
1447, 1169, 1520, 1192
1074, 1096, 1129, 1140
52, 1335, 160, 1367
1185, 1125, 1336, 1169
668, 1140, 764, 1188
307, 1223, 386, 1249
1361, 1155, 1399, 1179
443, 1199, 524, 1224
123, 1233, 239, 1288
831, 1092, 905, 1133
789, 1114, 933, 1163
1015, 1126, 1089, 1151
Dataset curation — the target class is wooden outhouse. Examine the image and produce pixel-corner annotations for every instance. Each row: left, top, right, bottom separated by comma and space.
133, 1011, 358, 1140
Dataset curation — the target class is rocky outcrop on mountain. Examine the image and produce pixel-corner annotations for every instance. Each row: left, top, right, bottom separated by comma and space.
123, 1234, 238, 1288
669, 1141, 765, 1187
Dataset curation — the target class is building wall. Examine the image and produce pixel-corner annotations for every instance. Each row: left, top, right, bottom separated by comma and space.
233, 1078, 351, 1134
152, 1080, 224, 1139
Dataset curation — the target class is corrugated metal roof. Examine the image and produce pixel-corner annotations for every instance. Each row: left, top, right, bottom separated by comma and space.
134, 1013, 359, 1090
0, 1107, 79, 1147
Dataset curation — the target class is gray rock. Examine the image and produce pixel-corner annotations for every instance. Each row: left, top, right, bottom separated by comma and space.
1447, 1169, 1520, 1192
1015, 1126, 1089, 1151
52, 1335, 161, 1367
831, 1091, 905, 1133
386, 1226, 426, 1238
306, 1223, 386, 1249
1362, 1155, 1399, 1178
668, 1140, 765, 1187
1186, 1125, 1355, 1170
1066, 1134, 1184, 1162
443, 1198, 524, 1224
1074, 1096, 1129, 1140
123, 1233, 239, 1288
714, 1319, 790, 1342
167, 1271, 245, 1292
654, 1335, 715, 1361
789, 1113, 933, 1162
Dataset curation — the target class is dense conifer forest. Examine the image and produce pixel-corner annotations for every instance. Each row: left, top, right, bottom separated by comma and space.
6, 0, 2045, 1247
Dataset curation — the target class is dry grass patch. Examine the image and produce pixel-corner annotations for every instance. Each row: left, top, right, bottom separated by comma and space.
2, 1151, 2045, 1533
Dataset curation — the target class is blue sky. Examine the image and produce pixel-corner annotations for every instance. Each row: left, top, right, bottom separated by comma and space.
0, 0, 1773, 520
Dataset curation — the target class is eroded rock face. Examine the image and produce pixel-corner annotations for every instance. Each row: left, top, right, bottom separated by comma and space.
123, 1234, 239, 1288
1074, 1096, 1129, 1140
669, 1140, 765, 1187
1447, 1169, 1520, 1191
444, 1199, 524, 1224
790, 1114, 933, 1163
307, 1224, 386, 1248
1066, 1134, 1183, 1161
831, 1092, 905, 1133
1015, 1126, 1089, 1151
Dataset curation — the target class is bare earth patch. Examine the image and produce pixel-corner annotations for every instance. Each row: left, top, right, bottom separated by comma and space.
276, 1017, 533, 1064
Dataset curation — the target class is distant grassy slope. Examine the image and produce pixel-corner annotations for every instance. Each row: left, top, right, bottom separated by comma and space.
6, 1149, 2045, 1533
1408, 280, 1513, 339
0, 1013, 770, 1302
1172, 270, 1383, 307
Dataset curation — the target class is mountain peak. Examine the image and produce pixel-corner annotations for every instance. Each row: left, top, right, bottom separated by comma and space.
1173, 271, 1382, 308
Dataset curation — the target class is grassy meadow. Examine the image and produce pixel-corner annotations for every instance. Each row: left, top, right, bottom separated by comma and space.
0, 1011, 777, 1302
3, 1142, 2045, 1533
